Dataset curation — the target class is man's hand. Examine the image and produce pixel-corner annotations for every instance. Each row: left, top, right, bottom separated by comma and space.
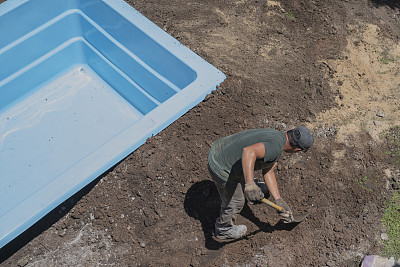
276, 198, 293, 223
244, 182, 264, 203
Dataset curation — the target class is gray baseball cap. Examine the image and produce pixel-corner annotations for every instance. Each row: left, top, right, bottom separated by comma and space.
291, 126, 314, 151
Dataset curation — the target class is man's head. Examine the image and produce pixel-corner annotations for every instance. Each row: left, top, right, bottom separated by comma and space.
286, 126, 314, 152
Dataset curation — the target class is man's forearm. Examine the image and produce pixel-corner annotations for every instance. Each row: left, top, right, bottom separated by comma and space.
263, 168, 281, 200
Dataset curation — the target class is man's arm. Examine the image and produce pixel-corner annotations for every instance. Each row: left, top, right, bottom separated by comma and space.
242, 143, 266, 184
262, 164, 293, 220
262, 163, 280, 200
241, 143, 266, 203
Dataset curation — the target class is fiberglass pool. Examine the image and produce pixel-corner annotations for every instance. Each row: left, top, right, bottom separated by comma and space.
0, 0, 225, 248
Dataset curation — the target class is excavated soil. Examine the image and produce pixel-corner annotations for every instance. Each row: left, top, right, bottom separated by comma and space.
1, 0, 400, 266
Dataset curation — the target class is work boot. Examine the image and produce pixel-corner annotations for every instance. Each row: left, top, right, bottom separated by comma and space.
215, 223, 247, 240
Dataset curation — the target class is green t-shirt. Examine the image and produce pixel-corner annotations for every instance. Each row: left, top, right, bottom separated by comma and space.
208, 129, 286, 182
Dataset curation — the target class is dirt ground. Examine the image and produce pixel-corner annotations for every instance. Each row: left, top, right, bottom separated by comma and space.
1, 0, 400, 266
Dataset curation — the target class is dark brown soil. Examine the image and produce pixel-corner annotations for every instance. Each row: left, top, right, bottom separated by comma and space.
1, 0, 400, 266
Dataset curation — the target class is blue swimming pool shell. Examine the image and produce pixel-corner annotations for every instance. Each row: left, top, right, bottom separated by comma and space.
0, 0, 225, 248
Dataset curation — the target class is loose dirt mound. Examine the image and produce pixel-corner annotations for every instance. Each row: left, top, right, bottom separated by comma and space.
1, 0, 400, 266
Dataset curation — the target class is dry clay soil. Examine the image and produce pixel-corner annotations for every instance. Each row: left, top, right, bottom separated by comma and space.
1, 0, 400, 266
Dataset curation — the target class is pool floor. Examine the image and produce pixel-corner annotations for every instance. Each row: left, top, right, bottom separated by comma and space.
0, 65, 142, 217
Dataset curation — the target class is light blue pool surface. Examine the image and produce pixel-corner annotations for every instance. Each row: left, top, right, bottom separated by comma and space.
0, 0, 225, 248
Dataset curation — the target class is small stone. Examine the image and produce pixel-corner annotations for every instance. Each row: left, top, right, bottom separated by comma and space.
140, 242, 146, 248
392, 182, 400, 190
94, 210, 103, 219
144, 217, 155, 227
376, 110, 385, 117
17, 255, 29, 267
58, 230, 66, 237
326, 260, 335, 266
381, 233, 388, 240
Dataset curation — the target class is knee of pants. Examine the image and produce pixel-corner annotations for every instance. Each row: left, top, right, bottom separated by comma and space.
231, 194, 245, 212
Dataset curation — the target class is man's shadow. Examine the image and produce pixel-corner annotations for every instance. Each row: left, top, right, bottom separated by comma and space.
184, 180, 299, 250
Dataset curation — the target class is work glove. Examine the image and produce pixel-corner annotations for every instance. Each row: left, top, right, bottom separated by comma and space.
244, 182, 264, 204
275, 198, 293, 223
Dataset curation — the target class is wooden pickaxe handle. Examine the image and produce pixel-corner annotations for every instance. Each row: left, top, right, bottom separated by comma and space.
262, 198, 308, 223
261, 198, 283, 212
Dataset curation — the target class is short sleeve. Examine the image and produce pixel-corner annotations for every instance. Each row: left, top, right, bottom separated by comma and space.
262, 142, 280, 163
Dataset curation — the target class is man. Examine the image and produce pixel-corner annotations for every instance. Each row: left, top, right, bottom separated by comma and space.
208, 126, 314, 240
